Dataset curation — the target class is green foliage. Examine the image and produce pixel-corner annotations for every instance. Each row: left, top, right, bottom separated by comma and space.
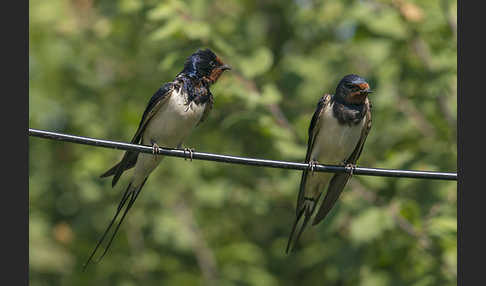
29, 0, 456, 285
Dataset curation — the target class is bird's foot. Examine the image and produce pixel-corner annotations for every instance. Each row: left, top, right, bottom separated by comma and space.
308, 160, 319, 175
183, 147, 195, 161
344, 163, 356, 176
303, 196, 315, 202
151, 141, 160, 160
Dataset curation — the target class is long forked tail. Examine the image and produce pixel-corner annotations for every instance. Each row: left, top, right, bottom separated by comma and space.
286, 193, 322, 254
286, 207, 311, 254
99, 160, 126, 188
83, 178, 147, 271
99, 162, 121, 178
100, 151, 139, 187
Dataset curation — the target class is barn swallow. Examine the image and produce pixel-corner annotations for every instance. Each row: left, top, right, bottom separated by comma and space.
286, 74, 373, 253
83, 48, 231, 269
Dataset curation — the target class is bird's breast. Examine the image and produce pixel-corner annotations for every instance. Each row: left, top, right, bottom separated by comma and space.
311, 103, 365, 165
143, 89, 206, 147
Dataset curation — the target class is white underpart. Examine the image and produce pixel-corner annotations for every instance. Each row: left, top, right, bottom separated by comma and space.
131, 88, 207, 186
305, 101, 366, 198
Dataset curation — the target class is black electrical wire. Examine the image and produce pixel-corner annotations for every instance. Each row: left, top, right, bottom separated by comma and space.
28, 128, 457, 181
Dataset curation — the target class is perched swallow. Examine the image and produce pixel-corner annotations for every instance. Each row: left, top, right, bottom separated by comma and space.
83, 48, 231, 269
286, 74, 373, 253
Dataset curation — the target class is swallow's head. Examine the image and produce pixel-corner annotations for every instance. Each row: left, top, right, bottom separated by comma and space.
335, 74, 373, 104
181, 48, 231, 84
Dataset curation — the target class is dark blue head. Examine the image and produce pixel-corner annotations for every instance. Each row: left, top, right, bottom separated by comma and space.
179, 49, 231, 84
335, 74, 373, 104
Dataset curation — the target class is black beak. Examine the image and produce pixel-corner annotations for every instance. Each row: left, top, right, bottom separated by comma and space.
220, 64, 232, 71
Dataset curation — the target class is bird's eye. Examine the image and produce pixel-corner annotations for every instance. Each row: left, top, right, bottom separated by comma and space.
209, 61, 216, 67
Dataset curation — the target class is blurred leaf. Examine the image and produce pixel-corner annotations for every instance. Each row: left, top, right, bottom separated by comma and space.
349, 207, 394, 244
238, 47, 273, 78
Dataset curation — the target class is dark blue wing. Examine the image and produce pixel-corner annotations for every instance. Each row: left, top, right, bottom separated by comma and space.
132, 82, 174, 144
100, 82, 174, 187
296, 94, 332, 212
286, 94, 331, 253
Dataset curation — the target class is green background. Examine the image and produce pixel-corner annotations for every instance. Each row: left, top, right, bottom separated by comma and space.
29, 0, 457, 285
